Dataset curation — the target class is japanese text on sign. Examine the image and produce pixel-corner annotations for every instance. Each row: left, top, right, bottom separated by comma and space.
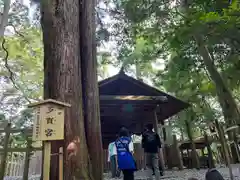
32, 107, 41, 141
40, 105, 64, 141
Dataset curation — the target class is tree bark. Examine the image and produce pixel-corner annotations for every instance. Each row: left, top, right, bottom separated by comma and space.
41, 0, 91, 179
80, 0, 103, 179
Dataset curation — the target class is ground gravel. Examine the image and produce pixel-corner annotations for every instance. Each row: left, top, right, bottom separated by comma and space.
3, 164, 240, 180
104, 164, 240, 180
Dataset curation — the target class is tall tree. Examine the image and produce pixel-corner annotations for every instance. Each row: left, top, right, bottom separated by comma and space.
80, 0, 103, 179
40, 0, 92, 179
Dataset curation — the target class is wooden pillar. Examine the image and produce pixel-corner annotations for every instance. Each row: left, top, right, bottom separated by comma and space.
59, 147, 63, 180
153, 111, 165, 171
204, 133, 215, 168
0, 123, 11, 180
173, 135, 183, 170
185, 120, 200, 169
160, 120, 168, 169
215, 120, 234, 180
23, 138, 32, 180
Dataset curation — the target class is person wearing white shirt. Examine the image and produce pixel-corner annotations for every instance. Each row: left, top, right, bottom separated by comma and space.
108, 141, 118, 178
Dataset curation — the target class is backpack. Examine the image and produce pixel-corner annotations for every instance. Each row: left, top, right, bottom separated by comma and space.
145, 131, 157, 144
115, 137, 137, 170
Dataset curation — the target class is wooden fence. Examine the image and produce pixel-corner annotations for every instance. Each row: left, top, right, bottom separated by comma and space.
1, 151, 42, 177
1, 148, 145, 176
0, 122, 42, 179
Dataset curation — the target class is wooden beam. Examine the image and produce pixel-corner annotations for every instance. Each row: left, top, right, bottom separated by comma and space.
100, 111, 155, 117
100, 104, 157, 108
100, 95, 167, 101
100, 101, 160, 107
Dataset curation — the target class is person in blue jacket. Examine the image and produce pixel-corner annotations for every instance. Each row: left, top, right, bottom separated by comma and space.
113, 127, 136, 180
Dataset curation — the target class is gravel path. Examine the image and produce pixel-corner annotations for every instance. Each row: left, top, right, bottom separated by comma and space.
3, 165, 240, 180
104, 164, 240, 180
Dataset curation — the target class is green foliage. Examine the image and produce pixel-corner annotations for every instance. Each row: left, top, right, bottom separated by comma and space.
0, 26, 43, 117
0, 1, 43, 131
0, 0, 114, 128
107, 0, 240, 138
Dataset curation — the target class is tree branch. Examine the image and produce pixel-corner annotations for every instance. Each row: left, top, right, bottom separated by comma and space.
1, 38, 31, 103
7, 24, 26, 40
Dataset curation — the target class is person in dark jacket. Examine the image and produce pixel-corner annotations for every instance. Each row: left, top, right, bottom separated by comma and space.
142, 124, 162, 180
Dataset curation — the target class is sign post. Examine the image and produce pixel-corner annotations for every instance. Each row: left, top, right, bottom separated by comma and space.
28, 99, 71, 180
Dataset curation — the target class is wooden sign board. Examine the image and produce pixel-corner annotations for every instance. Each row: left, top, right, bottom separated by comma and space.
32, 107, 41, 141
29, 99, 70, 141
40, 104, 65, 141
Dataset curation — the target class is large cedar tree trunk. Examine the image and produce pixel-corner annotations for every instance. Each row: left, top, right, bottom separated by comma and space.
80, 0, 103, 179
41, 0, 92, 179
